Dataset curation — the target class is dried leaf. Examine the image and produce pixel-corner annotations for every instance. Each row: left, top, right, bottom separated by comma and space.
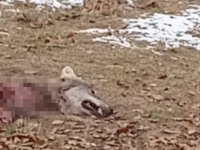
137, 0, 160, 9
162, 129, 181, 134
52, 120, 64, 126
153, 94, 165, 101
47, 136, 55, 141
138, 125, 150, 131
172, 117, 190, 122
148, 94, 167, 101
116, 80, 129, 89
29, 22, 43, 29
24, 70, 38, 75
4, 55, 12, 59
187, 128, 197, 135
158, 74, 168, 79
149, 119, 159, 123
67, 140, 78, 146
114, 124, 132, 136
13, 136, 20, 144
0, 141, 9, 149
93, 134, 109, 140
66, 32, 75, 38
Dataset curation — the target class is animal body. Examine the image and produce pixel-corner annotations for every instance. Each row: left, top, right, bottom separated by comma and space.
0, 66, 113, 125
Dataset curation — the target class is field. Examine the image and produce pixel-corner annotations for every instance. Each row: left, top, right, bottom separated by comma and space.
0, 0, 200, 149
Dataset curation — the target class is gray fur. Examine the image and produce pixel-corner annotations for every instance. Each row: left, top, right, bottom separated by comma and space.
0, 66, 113, 122
58, 66, 113, 118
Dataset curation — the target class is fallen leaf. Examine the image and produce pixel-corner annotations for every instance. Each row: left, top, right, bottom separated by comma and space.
114, 124, 132, 136
187, 128, 197, 135
4, 55, 12, 59
116, 80, 129, 89
170, 57, 178, 60
0, 31, 10, 36
137, 0, 160, 9
138, 125, 150, 131
148, 94, 166, 101
176, 101, 187, 107
63, 129, 71, 134
67, 140, 78, 146
66, 32, 75, 38
153, 95, 164, 101
47, 136, 55, 141
13, 136, 20, 144
151, 49, 164, 56
24, 70, 38, 75
89, 20, 95, 23
172, 117, 190, 122
52, 120, 64, 126
162, 129, 181, 134
187, 91, 195, 97
93, 134, 109, 140
149, 83, 157, 87
149, 119, 159, 123
29, 22, 43, 29
158, 74, 168, 79
39, 143, 48, 149
0, 141, 9, 149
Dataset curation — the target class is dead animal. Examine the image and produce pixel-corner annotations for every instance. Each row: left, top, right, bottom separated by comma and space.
59, 66, 113, 118
0, 66, 113, 125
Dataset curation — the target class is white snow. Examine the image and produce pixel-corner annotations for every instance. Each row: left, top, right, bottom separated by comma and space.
0, 0, 84, 9
79, 5, 200, 50
93, 35, 131, 48
0, 1, 11, 6
79, 28, 115, 34
0, 0, 199, 50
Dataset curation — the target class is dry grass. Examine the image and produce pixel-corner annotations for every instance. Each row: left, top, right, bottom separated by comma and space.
0, 0, 200, 149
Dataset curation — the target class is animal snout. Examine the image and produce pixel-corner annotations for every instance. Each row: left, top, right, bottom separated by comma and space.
100, 106, 113, 118
81, 100, 113, 118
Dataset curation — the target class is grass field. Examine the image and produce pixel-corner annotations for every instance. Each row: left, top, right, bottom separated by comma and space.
0, 0, 200, 149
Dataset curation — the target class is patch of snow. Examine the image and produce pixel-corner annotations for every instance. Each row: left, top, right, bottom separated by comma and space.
66, 0, 84, 6
0, 1, 11, 6
93, 35, 131, 48
79, 5, 200, 50
30, 0, 66, 8
0, 0, 84, 9
78, 28, 115, 34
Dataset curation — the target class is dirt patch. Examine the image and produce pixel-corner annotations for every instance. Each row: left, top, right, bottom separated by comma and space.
0, 0, 200, 149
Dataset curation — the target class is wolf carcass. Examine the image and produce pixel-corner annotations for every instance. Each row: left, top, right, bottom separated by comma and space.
0, 66, 113, 125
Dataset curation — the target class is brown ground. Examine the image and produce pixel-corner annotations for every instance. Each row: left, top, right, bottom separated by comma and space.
0, 0, 200, 149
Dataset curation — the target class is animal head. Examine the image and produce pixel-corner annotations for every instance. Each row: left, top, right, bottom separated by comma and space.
58, 66, 113, 118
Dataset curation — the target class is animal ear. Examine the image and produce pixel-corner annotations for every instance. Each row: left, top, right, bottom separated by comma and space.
59, 65, 93, 89
60, 66, 78, 79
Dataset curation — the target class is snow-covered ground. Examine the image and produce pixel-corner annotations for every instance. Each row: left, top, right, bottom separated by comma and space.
80, 5, 200, 50
0, 1, 199, 50
0, 0, 84, 9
